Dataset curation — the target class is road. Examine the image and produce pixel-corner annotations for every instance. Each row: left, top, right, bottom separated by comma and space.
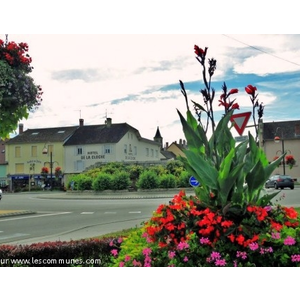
0, 188, 299, 245
0, 191, 176, 245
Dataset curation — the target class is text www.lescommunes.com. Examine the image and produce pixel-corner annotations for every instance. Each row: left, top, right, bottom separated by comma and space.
0, 257, 102, 266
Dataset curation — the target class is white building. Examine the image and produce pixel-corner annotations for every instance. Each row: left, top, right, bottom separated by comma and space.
63, 118, 165, 174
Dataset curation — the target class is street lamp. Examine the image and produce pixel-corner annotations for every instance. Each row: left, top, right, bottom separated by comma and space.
274, 127, 285, 175
42, 145, 53, 190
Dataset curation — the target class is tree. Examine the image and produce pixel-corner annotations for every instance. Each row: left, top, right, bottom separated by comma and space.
0, 36, 43, 139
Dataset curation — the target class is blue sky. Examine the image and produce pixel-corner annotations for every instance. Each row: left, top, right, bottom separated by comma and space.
3, 34, 300, 146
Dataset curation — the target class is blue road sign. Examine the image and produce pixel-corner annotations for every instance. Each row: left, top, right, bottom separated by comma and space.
189, 176, 200, 187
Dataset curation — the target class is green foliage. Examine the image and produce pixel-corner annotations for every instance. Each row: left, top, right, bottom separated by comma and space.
111, 171, 131, 191
0, 39, 42, 139
136, 170, 160, 189
177, 170, 190, 188
125, 164, 145, 181
76, 174, 93, 191
92, 173, 113, 191
159, 174, 177, 189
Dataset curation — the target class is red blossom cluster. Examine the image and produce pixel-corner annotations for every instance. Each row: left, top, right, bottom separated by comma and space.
143, 191, 299, 251
41, 167, 49, 174
0, 39, 33, 72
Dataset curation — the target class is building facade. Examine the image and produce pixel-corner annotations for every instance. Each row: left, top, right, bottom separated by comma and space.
4, 118, 167, 190
63, 118, 163, 175
260, 120, 300, 181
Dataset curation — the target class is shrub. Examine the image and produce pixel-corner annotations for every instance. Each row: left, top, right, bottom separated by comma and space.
92, 173, 113, 191
177, 170, 190, 188
76, 174, 93, 191
136, 170, 160, 189
111, 171, 131, 191
159, 174, 177, 189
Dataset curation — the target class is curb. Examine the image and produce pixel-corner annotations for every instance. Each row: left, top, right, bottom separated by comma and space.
0, 210, 37, 218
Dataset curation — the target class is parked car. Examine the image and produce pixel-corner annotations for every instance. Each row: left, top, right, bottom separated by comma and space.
0, 188, 2, 200
265, 175, 294, 190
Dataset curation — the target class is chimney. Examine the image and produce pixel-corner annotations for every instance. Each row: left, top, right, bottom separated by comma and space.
19, 123, 24, 134
165, 142, 169, 150
79, 118, 84, 127
179, 139, 182, 145
106, 117, 112, 128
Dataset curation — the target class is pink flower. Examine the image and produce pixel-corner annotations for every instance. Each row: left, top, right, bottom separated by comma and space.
200, 237, 210, 244
119, 262, 125, 267
215, 259, 226, 266
284, 236, 296, 245
177, 241, 189, 250
271, 232, 280, 239
291, 254, 300, 262
111, 249, 118, 257
142, 248, 152, 256
125, 255, 131, 262
249, 242, 259, 251
168, 251, 176, 259
183, 256, 189, 262
236, 251, 247, 260
210, 251, 221, 260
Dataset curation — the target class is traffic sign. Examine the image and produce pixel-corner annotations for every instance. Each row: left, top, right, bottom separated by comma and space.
189, 176, 200, 187
230, 112, 251, 136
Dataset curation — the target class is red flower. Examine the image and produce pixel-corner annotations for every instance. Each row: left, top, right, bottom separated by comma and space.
245, 84, 257, 96
228, 88, 238, 95
194, 45, 207, 59
236, 234, 245, 245
283, 207, 298, 219
231, 103, 240, 110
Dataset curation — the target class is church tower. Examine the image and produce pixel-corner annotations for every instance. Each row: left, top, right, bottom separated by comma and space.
154, 126, 163, 149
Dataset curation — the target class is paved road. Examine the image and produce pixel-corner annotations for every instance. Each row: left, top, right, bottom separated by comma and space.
0, 189, 189, 245
0, 187, 298, 245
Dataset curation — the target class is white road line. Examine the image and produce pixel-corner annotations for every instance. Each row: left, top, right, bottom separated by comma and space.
129, 211, 141, 214
0, 212, 72, 222
81, 212, 94, 214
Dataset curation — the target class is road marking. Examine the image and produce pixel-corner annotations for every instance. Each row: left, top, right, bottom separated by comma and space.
0, 212, 72, 222
129, 211, 141, 214
0, 233, 30, 240
81, 212, 94, 214
104, 212, 117, 214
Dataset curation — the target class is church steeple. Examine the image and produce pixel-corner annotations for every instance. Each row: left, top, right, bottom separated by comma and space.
154, 126, 163, 149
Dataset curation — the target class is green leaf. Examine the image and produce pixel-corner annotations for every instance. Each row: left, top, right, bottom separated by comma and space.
184, 150, 218, 190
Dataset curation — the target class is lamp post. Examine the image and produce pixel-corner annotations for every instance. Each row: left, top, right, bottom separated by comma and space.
274, 127, 285, 175
42, 145, 53, 190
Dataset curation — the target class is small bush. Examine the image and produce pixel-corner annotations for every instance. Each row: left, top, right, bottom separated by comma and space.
111, 171, 131, 191
92, 173, 113, 191
159, 174, 177, 188
136, 170, 160, 189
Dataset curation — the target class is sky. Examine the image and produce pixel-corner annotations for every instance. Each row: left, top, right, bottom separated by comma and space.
3, 33, 300, 146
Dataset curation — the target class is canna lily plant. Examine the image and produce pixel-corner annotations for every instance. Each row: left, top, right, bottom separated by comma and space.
177, 45, 283, 217
110, 45, 300, 267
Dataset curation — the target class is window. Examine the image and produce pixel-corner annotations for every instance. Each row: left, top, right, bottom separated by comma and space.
124, 144, 127, 154
151, 149, 154, 157
15, 146, 21, 158
77, 147, 83, 155
15, 163, 24, 173
155, 150, 158, 158
104, 145, 112, 154
31, 146, 37, 157
134, 146, 137, 155
75, 160, 84, 171
146, 148, 149, 157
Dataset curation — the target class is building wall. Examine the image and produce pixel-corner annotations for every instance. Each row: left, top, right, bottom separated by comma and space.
5, 142, 65, 177
262, 139, 299, 180
64, 130, 162, 174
